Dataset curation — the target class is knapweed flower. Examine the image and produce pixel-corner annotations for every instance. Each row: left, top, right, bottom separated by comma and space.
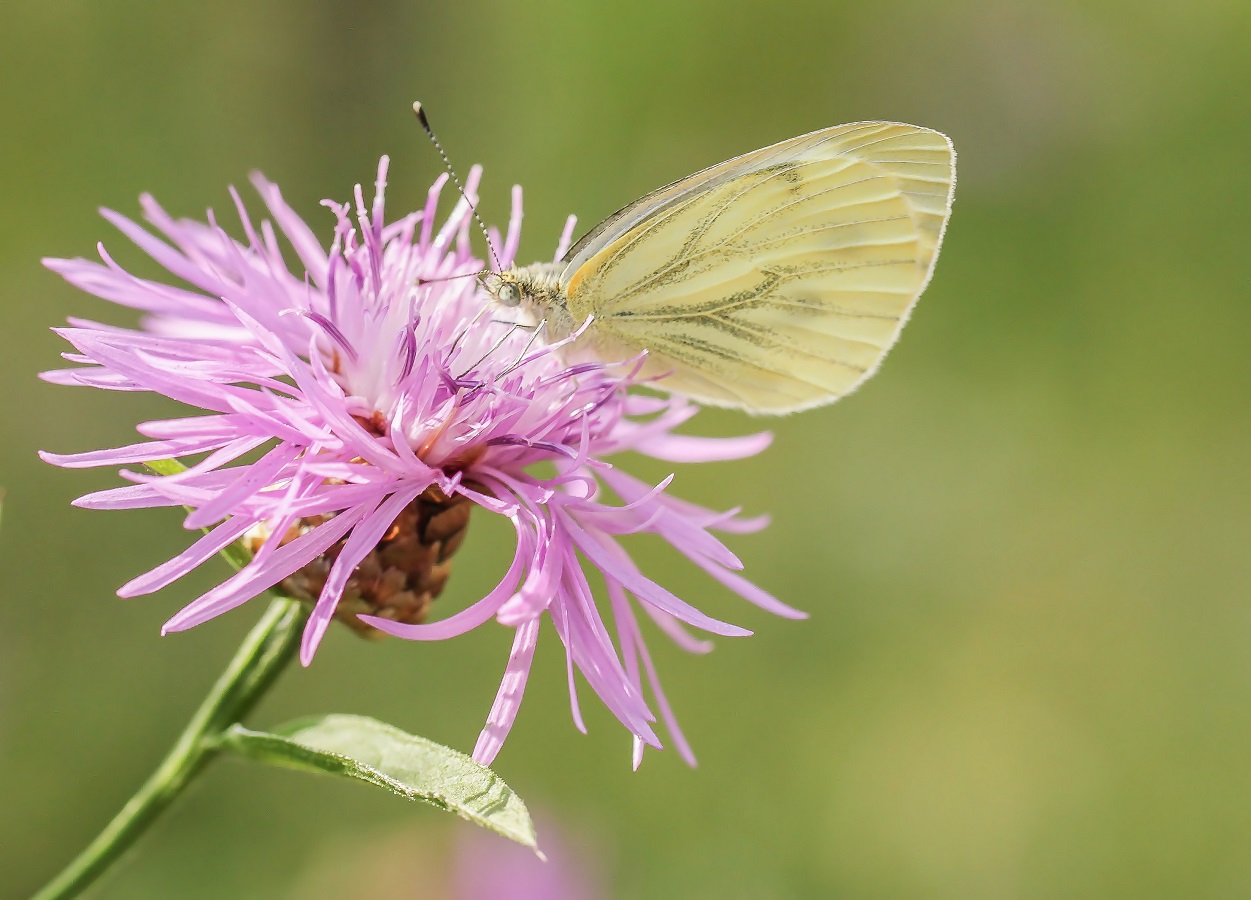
41, 158, 804, 766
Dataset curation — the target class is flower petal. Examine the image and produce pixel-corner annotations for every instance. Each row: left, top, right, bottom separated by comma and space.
472, 617, 541, 767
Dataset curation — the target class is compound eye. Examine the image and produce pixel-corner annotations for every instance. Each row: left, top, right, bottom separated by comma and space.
497, 282, 521, 308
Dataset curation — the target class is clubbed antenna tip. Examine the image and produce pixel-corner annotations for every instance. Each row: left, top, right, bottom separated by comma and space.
411, 100, 501, 271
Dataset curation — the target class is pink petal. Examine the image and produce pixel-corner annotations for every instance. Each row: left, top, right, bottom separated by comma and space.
472, 617, 541, 767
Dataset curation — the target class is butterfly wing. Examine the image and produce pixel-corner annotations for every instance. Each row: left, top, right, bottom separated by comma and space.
562, 122, 955, 414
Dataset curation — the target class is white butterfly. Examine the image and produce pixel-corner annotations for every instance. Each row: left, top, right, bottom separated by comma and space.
483, 121, 956, 415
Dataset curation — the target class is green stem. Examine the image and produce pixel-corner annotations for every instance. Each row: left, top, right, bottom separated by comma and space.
33, 598, 309, 900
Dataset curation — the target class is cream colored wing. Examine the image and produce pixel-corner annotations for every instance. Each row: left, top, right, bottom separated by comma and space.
563, 122, 955, 414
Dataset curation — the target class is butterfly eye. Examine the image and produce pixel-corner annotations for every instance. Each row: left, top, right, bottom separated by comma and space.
497, 282, 521, 308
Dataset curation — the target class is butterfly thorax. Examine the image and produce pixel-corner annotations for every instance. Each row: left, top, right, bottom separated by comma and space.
482, 263, 578, 341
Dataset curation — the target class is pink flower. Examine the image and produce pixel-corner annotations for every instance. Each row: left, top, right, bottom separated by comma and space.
452, 814, 602, 900
41, 158, 804, 766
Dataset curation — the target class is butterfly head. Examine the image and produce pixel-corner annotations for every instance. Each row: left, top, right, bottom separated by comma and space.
481, 271, 526, 308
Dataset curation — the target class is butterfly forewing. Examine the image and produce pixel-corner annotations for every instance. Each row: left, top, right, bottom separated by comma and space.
559, 122, 892, 275
563, 122, 955, 414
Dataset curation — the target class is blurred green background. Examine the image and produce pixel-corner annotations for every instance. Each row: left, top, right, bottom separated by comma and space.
3, 2, 1249, 897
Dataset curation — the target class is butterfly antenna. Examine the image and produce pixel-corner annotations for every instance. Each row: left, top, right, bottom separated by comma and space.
413, 101, 503, 272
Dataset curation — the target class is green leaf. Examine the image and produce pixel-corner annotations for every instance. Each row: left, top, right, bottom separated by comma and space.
142, 458, 186, 477
220, 714, 538, 851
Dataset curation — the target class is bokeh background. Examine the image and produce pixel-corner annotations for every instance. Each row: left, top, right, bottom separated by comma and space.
3, 2, 1249, 897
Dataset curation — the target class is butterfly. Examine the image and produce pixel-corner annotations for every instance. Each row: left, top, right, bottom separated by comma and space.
481, 120, 956, 415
